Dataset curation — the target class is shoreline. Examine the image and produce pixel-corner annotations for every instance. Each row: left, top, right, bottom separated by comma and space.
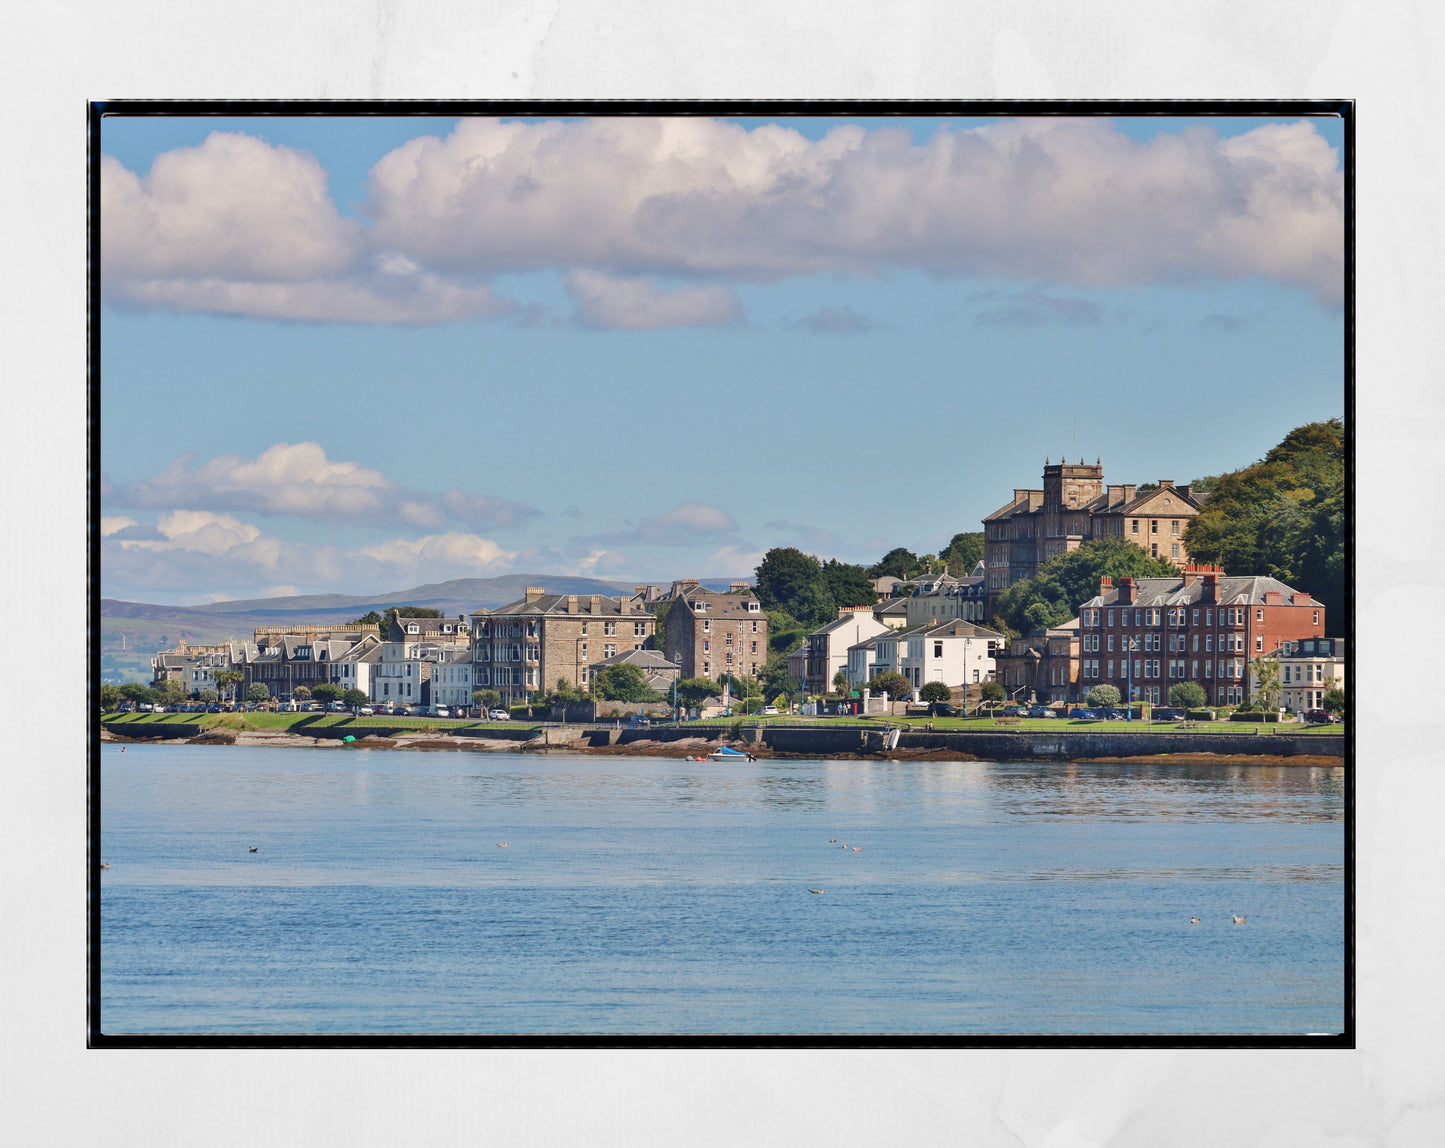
99, 726, 1342, 767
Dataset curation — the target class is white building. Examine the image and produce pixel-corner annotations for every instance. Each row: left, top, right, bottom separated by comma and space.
803, 607, 891, 694
904, 564, 988, 628
872, 619, 1004, 694
1267, 636, 1346, 714
429, 648, 475, 710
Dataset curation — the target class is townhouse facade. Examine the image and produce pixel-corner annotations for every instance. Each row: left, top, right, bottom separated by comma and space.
904, 566, 988, 628
471, 587, 658, 706
663, 580, 767, 683
869, 618, 1004, 694
803, 606, 890, 695
983, 459, 1203, 611
1267, 636, 1346, 714
994, 620, 1083, 706
1076, 567, 1325, 707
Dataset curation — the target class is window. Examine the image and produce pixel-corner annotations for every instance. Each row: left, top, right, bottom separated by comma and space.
1255, 635, 1263, 652
1107, 659, 1114, 677
703, 620, 711, 633
634, 621, 647, 636
1205, 608, 1213, 626
1313, 610, 1320, 626
1171, 544, 1180, 559
1151, 520, 1158, 534
1204, 660, 1212, 678
1151, 543, 1158, 557
751, 620, 759, 632
1131, 520, 1139, 535
604, 621, 617, 636
580, 643, 588, 659
1107, 634, 1115, 652
747, 601, 760, 612
1171, 520, 1180, 535
1192, 634, 1199, 652
581, 622, 588, 635
934, 641, 944, 658
604, 644, 616, 658
1256, 608, 1264, 623
1107, 610, 1115, 626
1205, 635, 1213, 652
703, 640, 710, 653
751, 641, 757, 654
725, 633, 733, 646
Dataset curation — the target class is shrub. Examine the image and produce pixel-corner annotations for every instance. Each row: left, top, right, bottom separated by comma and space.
1187, 709, 1216, 721
1229, 710, 1282, 723
919, 681, 952, 703
979, 681, 1006, 704
1086, 684, 1121, 708
1168, 681, 1207, 709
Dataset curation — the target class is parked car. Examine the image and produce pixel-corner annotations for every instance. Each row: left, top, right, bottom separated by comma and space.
926, 702, 959, 717
761, 706, 780, 715
1152, 708, 1185, 721
329, 701, 347, 712
1068, 707, 1102, 720
358, 706, 375, 715
434, 707, 450, 718
489, 709, 511, 721
1304, 709, 1340, 724
626, 714, 651, 726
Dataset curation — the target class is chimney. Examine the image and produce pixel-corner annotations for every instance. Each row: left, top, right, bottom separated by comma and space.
1014, 489, 1030, 504
1264, 591, 1282, 605
589, 595, 602, 613
1293, 591, 1312, 606
1099, 576, 1113, 593
1121, 484, 1136, 503
730, 581, 750, 594
524, 586, 546, 602
1202, 574, 1218, 602
1117, 577, 1136, 604
1159, 479, 1174, 489
566, 595, 578, 613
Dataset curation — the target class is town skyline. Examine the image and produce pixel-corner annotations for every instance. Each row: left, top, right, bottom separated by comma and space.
100, 112, 1344, 606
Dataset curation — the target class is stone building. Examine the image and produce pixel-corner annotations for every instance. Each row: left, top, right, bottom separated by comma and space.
983, 458, 1204, 612
1266, 636, 1346, 715
471, 588, 657, 706
994, 620, 1082, 707
663, 580, 767, 682
1076, 567, 1325, 707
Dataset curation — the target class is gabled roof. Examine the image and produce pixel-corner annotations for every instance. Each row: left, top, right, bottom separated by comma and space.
591, 648, 680, 671
1080, 575, 1322, 611
1097, 485, 1202, 517
984, 492, 1041, 521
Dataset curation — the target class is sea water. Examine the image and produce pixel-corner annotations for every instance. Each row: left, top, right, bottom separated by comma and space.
99, 745, 1345, 1036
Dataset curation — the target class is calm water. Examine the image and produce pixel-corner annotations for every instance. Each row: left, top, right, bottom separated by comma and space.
99, 745, 1345, 1036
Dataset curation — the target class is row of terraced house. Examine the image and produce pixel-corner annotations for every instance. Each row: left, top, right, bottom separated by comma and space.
151, 580, 769, 711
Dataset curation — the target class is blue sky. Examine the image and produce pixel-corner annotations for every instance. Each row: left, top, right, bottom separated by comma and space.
98, 113, 1345, 605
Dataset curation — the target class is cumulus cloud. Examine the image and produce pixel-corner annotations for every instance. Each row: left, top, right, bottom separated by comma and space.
102, 512, 518, 602
365, 116, 1344, 304
565, 270, 740, 329
578, 500, 738, 548
102, 117, 1344, 323
100, 516, 137, 537
105, 442, 540, 531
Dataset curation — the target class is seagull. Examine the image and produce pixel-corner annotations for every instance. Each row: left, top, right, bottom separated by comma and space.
497, 843, 508, 848
808, 889, 825, 894
852, 846, 862, 852
100, 863, 109, 870
829, 839, 837, 843
1190, 916, 1201, 924
1232, 914, 1247, 924
248, 846, 258, 853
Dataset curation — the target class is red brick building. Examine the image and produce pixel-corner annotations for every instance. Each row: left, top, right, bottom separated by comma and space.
1076, 567, 1325, 707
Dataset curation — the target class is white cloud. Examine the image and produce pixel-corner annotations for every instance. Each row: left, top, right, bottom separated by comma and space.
101, 118, 1343, 327
364, 116, 1344, 304
102, 513, 518, 602
106, 443, 540, 531
565, 270, 739, 329
100, 516, 136, 537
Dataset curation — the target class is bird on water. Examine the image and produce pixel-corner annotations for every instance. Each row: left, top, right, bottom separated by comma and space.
1232, 914, 1247, 924
808, 889, 824, 894
248, 846, 258, 853
497, 843, 508, 848
1190, 916, 1201, 924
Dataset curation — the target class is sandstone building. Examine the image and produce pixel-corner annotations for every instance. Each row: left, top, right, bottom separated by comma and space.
663, 580, 767, 682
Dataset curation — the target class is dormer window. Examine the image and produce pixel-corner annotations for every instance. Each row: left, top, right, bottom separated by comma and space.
407, 624, 419, 634
694, 601, 707, 612
747, 601, 760, 612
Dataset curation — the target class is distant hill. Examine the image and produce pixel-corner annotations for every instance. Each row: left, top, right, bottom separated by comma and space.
98, 574, 747, 683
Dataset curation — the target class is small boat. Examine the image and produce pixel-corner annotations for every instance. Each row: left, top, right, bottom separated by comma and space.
707, 746, 756, 762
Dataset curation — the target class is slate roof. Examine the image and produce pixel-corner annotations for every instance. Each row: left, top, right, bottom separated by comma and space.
1080, 575, 1321, 611
590, 648, 680, 672
485, 593, 651, 617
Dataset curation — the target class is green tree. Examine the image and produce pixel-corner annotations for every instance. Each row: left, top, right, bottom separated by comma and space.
996, 537, 1180, 635
1185, 419, 1344, 633
869, 670, 913, 701
1087, 684, 1121, 708
342, 688, 368, 707
833, 669, 853, 695
473, 689, 501, 711
549, 677, 584, 703
919, 681, 952, 703
350, 611, 384, 627
940, 531, 985, 575
771, 693, 789, 711
868, 547, 922, 581
1168, 681, 1207, 709
198, 688, 218, 703
759, 651, 801, 703
293, 685, 311, 701
754, 548, 831, 624
312, 683, 341, 704
592, 663, 656, 703
160, 679, 188, 708
214, 670, 244, 704
979, 681, 1006, 707
99, 683, 122, 711
247, 682, 271, 704
820, 559, 877, 608
1250, 656, 1282, 711
1322, 686, 1345, 717
651, 600, 673, 652
675, 676, 721, 708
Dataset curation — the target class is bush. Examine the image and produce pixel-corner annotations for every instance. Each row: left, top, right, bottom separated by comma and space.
1187, 709, 1217, 722
869, 671, 913, 702
979, 681, 1006, 704
1168, 681, 1208, 709
1086, 684, 1121, 708
919, 681, 952, 703
1229, 711, 1282, 723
